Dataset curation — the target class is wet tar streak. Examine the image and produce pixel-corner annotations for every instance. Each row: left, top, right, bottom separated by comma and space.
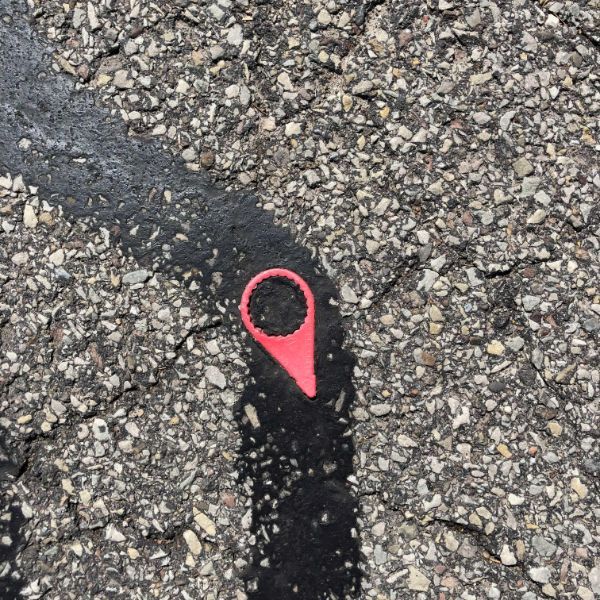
0, 1, 361, 597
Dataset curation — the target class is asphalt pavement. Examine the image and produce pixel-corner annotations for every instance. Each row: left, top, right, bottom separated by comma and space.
0, 0, 598, 598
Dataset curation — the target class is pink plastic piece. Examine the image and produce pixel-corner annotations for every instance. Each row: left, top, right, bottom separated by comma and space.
240, 268, 316, 398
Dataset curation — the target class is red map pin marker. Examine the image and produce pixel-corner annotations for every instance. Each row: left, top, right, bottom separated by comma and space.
240, 268, 316, 398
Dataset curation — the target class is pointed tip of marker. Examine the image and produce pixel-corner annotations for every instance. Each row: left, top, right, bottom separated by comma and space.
298, 375, 317, 398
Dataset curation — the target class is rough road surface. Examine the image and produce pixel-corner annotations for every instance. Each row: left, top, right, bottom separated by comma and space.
1, 0, 599, 599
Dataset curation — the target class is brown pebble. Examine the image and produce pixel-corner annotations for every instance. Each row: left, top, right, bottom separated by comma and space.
130, 24, 145, 38
38, 212, 54, 225
419, 351, 436, 367
77, 64, 90, 81
200, 151, 215, 168
221, 492, 236, 508
398, 30, 413, 47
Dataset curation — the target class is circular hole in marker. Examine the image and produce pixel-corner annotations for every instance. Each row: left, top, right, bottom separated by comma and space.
249, 276, 308, 336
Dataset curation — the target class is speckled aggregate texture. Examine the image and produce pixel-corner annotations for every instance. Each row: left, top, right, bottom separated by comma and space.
1, 185, 248, 598
1, 0, 599, 598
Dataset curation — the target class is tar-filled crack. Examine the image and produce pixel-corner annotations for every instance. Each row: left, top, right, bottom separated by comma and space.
422, 515, 534, 580
0, 2, 361, 598
371, 255, 420, 306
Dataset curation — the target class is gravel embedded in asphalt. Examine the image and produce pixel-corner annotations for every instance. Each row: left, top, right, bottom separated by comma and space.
1, 0, 599, 598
